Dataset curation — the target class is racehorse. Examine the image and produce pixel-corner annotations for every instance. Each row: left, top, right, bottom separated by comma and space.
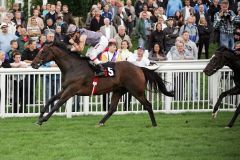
31, 42, 174, 126
203, 46, 240, 128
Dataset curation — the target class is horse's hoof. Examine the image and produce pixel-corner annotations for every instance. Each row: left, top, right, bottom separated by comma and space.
95, 123, 104, 128
212, 112, 217, 119
225, 126, 231, 129
35, 121, 42, 126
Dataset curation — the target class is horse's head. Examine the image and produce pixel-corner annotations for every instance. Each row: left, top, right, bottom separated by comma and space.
31, 43, 55, 69
203, 46, 234, 76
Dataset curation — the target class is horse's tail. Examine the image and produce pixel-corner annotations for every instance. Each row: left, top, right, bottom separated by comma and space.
141, 67, 174, 97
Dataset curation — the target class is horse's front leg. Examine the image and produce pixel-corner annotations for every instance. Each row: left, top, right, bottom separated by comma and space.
212, 86, 240, 119
37, 91, 63, 125
38, 88, 74, 125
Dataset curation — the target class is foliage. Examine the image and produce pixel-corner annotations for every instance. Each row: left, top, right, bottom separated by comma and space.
0, 112, 239, 160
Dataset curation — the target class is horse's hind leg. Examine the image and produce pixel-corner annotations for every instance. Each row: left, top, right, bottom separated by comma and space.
135, 94, 157, 127
227, 103, 240, 128
98, 90, 126, 126
212, 86, 240, 118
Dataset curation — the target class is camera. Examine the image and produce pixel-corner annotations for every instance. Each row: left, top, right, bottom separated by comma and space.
222, 11, 231, 19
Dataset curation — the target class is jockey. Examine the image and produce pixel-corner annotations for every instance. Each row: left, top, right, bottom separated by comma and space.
66, 24, 109, 76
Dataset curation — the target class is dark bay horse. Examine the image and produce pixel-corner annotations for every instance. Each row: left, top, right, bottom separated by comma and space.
31, 42, 174, 126
203, 46, 240, 128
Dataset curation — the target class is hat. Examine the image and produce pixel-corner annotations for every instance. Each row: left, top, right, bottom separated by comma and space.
0, 22, 8, 28
166, 17, 174, 21
137, 46, 145, 50
66, 24, 77, 35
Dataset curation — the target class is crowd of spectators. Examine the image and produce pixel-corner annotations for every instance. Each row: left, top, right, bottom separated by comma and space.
0, 0, 240, 112
0, 0, 240, 67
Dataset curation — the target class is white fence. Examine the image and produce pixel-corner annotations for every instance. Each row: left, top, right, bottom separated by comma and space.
0, 60, 238, 118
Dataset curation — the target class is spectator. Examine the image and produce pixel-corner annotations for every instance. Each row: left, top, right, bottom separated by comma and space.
41, 4, 49, 18
85, 6, 97, 30
234, 41, 240, 55
213, 0, 236, 49
125, 0, 136, 36
181, 0, 195, 22
12, 11, 26, 28
109, 0, 118, 18
195, 4, 210, 25
45, 4, 57, 24
22, 40, 38, 64
90, 8, 104, 32
114, 25, 132, 50
134, 0, 144, 18
1, 15, 16, 34
44, 18, 55, 31
174, 10, 184, 28
27, 17, 41, 42
27, 8, 45, 30
16, 27, 29, 54
55, 25, 65, 42
182, 31, 198, 59
234, 27, 240, 42
229, 0, 239, 14
156, 16, 167, 30
112, 6, 128, 31
148, 43, 167, 61
128, 46, 150, 67
118, 40, 133, 61
167, 40, 194, 60
62, 5, 75, 25
55, 15, 68, 34
163, 17, 179, 53
37, 34, 46, 49
194, 0, 208, 15
166, 0, 183, 18
197, 17, 212, 59
149, 22, 165, 51
179, 16, 199, 43
139, 3, 152, 19
0, 51, 11, 68
135, 11, 152, 49
100, 18, 117, 40
150, 8, 160, 24
101, 41, 122, 62
6, 39, 19, 62
208, 0, 221, 23
55, 5, 62, 17
101, 4, 113, 21
158, 7, 167, 21
10, 51, 28, 113
0, 23, 18, 54
15, 24, 24, 37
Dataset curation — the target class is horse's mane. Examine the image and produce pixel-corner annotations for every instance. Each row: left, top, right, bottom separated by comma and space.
216, 46, 235, 54
52, 41, 91, 61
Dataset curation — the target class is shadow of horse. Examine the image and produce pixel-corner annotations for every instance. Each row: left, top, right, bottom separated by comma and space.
204, 46, 240, 128
31, 42, 174, 126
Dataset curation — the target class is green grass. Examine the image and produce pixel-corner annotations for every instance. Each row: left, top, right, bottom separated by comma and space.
0, 112, 240, 160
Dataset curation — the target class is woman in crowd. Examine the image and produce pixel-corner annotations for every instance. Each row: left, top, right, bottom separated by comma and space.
118, 40, 132, 61
149, 22, 165, 51
197, 17, 212, 59
148, 43, 167, 61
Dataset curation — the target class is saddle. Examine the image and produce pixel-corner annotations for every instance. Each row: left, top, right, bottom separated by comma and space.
88, 61, 116, 77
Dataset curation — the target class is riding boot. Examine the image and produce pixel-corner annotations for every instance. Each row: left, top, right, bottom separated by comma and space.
95, 63, 105, 76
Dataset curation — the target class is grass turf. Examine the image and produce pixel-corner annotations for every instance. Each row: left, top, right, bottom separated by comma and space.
0, 112, 239, 160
